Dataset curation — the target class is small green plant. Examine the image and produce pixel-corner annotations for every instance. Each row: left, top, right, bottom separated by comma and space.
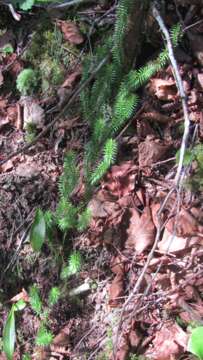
28, 284, 60, 347
188, 326, 203, 359
35, 325, 53, 346
3, 300, 27, 360
16, 69, 38, 96
60, 251, 83, 280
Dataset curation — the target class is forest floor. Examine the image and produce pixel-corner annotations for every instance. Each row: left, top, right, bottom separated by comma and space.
0, 1, 203, 359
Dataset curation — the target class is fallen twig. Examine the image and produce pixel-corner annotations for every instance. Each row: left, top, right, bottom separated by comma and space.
152, 5, 190, 188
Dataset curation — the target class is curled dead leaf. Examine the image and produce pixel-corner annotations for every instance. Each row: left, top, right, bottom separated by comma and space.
126, 207, 156, 254
149, 78, 177, 101
145, 322, 188, 360
57, 20, 84, 45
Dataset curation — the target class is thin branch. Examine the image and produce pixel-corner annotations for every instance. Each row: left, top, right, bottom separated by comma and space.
152, 5, 190, 188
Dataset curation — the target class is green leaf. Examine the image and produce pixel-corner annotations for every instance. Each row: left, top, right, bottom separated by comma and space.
188, 326, 203, 359
48, 287, 60, 307
13, 299, 26, 312
29, 285, 42, 315
30, 209, 46, 252
35, 326, 53, 347
3, 307, 16, 360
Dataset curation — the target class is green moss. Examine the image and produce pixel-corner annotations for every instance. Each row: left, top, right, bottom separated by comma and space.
22, 26, 69, 96
16, 68, 38, 95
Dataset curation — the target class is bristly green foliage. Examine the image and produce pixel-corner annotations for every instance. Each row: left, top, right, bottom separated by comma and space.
35, 326, 53, 347
55, 199, 78, 232
48, 287, 61, 307
29, 285, 42, 315
58, 151, 79, 200
55, 3, 183, 238
90, 139, 117, 185
77, 208, 92, 232
60, 251, 83, 279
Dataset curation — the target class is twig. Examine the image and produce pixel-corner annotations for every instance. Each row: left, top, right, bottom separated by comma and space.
0, 56, 109, 167
152, 5, 190, 188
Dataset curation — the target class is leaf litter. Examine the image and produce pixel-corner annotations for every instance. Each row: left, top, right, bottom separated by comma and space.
1, 1, 203, 360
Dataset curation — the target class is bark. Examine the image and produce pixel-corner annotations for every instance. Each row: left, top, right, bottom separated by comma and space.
122, 0, 150, 72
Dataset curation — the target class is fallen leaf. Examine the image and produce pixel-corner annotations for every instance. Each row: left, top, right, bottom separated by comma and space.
15, 163, 40, 178
149, 78, 177, 101
1, 159, 13, 172
126, 207, 156, 254
109, 273, 124, 307
138, 136, 170, 167
115, 336, 129, 360
57, 20, 84, 45
104, 161, 137, 197
158, 228, 201, 253
62, 65, 82, 88
111, 256, 125, 275
10, 289, 29, 303
166, 208, 199, 237
145, 322, 188, 360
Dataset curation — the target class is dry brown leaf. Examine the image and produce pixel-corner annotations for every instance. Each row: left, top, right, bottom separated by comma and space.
62, 65, 82, 88
57, 20, 84, 44
1, 159, 14, 172
104, 161, 137, 197
109, 273, 124, 307
126, 207, 156, 254
138, 136, 170, 167
111, 256, 125, 275
166, 208, 199, 237
158, 228, 201, 253
115, 337, 129, 360
10, 288, 29, 303
129, 328, 141, 348
149, 78, 177, 101
145, 322, 188, 360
